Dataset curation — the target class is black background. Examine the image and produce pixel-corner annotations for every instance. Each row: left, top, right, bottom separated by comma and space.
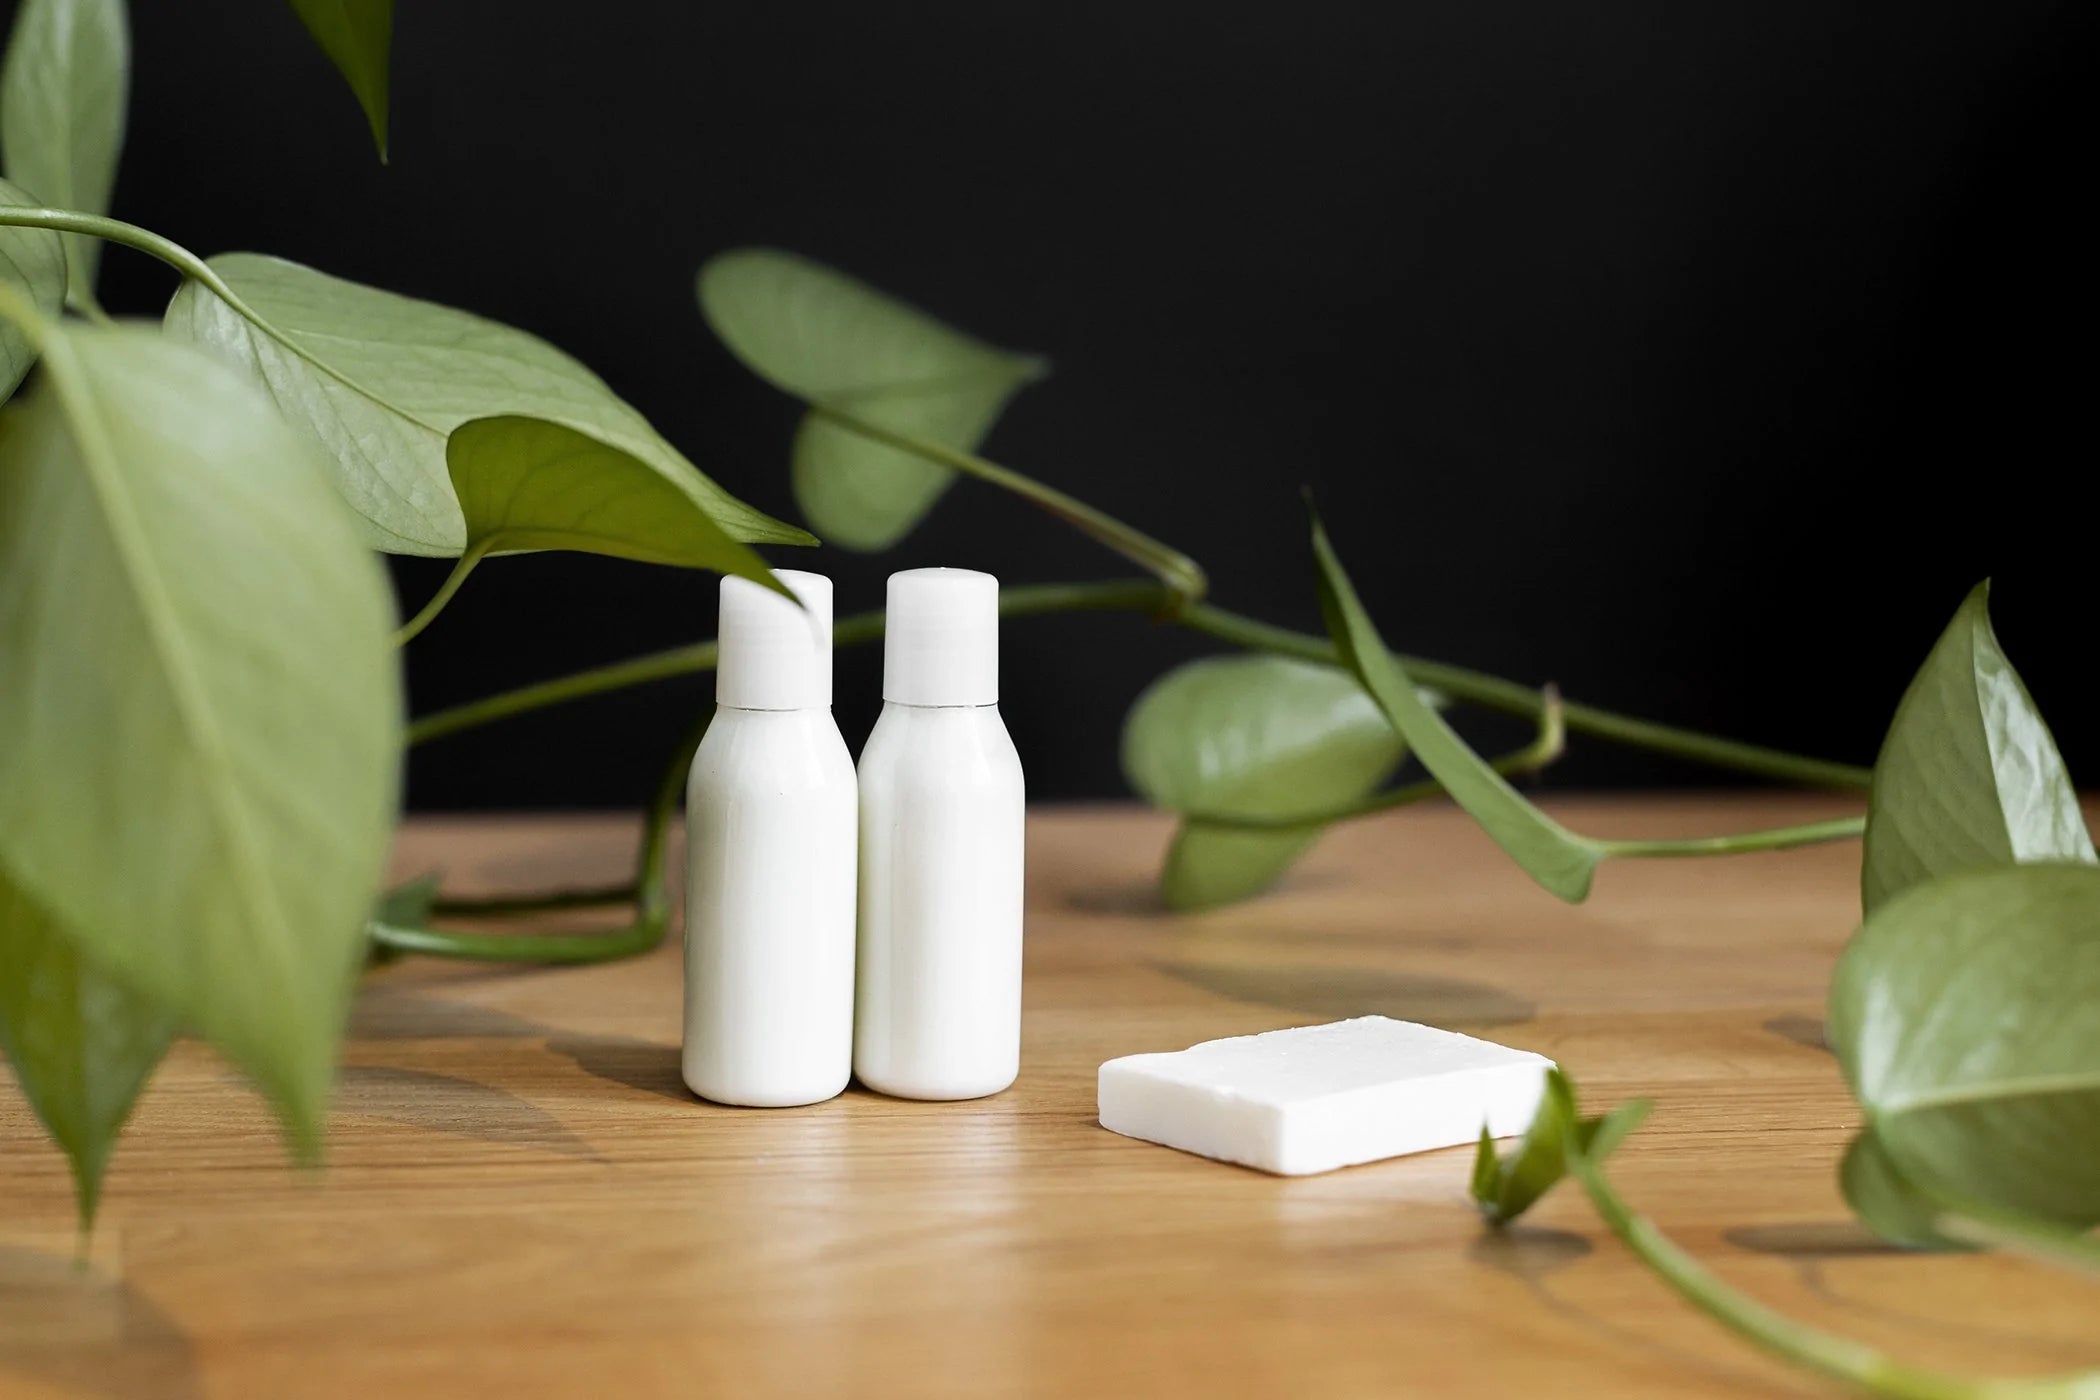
45, 1, 2099, 808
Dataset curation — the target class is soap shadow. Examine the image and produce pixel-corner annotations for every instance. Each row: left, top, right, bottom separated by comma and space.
0, 1246, 200, 1400
547, 1035, 691, 1106
335, 1066, 601, 1160
1762, 1015, 1831, 1054
1153, 959, 1534, 1030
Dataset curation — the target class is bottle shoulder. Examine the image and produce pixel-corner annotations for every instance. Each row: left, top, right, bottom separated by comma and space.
689, 706, 856, 795
859, 704, 1023, 796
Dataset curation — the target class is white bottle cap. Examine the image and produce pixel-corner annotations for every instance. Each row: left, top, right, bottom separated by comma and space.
883, 568, 999, 706
715, 569, 833, 710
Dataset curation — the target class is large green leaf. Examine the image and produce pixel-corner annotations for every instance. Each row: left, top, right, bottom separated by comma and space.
286, 0, 391, 159
165, 253, 812, 557
1830, 863, 2100, 1233
0, 315, 402, 1152
0, 867, 177, 1226
1121, 654, 1407, 909
1861, 582, 2092, 914
0, 175, 65, 399
0, 0, 125, 303
698, 248, 1045, 551
1309, 509, 1603, 901
447, 415, 787, 586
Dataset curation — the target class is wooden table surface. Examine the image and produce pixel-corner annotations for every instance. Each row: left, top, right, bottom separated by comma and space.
3, 795, 2095, 1399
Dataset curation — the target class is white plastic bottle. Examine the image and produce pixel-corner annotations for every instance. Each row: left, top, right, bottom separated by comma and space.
855, 568, 1026, 1100
683, 569, 857, 1107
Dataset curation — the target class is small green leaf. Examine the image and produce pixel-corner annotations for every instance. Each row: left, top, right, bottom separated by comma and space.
1471, 1067, 1653, 1226
285, 0, 391, 159
1121, 654, 1408, 909
1308, 507, 1604, 902
165, 252, 811, 557
0, 867, 178, 1227
447, 415, 787, 589
1861, 582, 2092, 914
0, 313, 402, 1154
0, 0, 125, 303
0, 176, 65, 399
1839, 1130, 1967, 1251
1830, 863, 2100, 1235
698, 248, 1045, 551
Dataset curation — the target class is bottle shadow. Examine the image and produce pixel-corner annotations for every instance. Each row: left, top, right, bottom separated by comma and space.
334, 1065, 603, 1161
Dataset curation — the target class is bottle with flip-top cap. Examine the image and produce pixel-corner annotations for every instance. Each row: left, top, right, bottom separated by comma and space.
683, 570, 856, 1107
854, 568, 1026, 1100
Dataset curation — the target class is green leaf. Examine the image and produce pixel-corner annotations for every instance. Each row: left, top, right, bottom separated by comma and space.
1120, 654, 1408, 910
0, 0, 125, 303
1308, 508, 1604, 902
0, 867, 178, 1227
447, 415, 787, 586
1829, 863, 2100, 1235
1838, 1129, 1963, 1250
698, 248, 1045, 551
1471, 1067, 1652, 1226
0, 175, 65, 399
1861, 581, 2092, 914
285, 0, 391, 159
0, 313, 403, 1154
164, 252, 812, 557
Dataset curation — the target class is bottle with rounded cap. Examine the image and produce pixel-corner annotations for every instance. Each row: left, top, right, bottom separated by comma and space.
683, 569, 857, 1107
855, 568, 1026, 1100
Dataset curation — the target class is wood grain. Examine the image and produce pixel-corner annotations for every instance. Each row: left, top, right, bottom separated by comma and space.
2, 796, 2094, 1398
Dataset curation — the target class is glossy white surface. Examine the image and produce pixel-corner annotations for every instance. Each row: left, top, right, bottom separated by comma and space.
881, 568, 1000, 706
683, 705, 858, 1107
1096, 1016, 1554, 1175
855, 702, 1026, 1100
714, 569, 834, 711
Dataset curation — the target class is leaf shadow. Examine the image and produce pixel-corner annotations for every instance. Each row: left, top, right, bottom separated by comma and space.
335, 1065, 601, 1160
1152, 959, 1535, 1030
1465, 1225, 1592, 1279
1063, 881, 1165, 916
1727, 1222, 2088, 1354
346, 985, 561, 1042
1761, 1015, 1831, 1054
546, 1035, 691, 1106
0, 1246, 200, 1400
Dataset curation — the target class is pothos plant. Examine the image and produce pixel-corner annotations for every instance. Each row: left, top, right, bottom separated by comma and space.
0, 9, 2090, 1391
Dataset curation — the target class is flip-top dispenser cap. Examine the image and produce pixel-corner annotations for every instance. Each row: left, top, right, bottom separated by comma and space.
882, 568, 999, 706
715, 570, 833, 709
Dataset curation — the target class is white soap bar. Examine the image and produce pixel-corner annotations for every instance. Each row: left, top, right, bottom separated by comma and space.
1097, 1016, 1554, 1176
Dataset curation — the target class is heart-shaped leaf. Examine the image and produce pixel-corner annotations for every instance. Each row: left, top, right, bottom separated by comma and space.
698, 248, 1045, 551
1838, 1129, 1964, 1250
1861, 581, 2092, 914
0, 176, 65, 399
285, 0, 391, 159
0, 0, 125, 303
447, 415, 786, 587
1830, 862, 2100, 1234
1121, 654, 1407, 909
165, 252, 811, 557
0, 314, 402, 1153
1310, 509, 1604, 902
0, 868, 178, 1227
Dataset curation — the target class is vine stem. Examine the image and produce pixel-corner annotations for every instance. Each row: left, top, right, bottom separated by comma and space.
407, 578, 1873, 791
809, 402, 1209, 607
1567, 1152, 2100, 1400
393, 547, 485, 646
0, 207, 264, 321
1596, 816, 1865, 858
366, 709, 704, 963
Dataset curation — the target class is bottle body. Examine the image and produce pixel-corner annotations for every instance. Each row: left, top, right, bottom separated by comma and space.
854, 701, 1026, 1100
683, 706, 858, 1107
